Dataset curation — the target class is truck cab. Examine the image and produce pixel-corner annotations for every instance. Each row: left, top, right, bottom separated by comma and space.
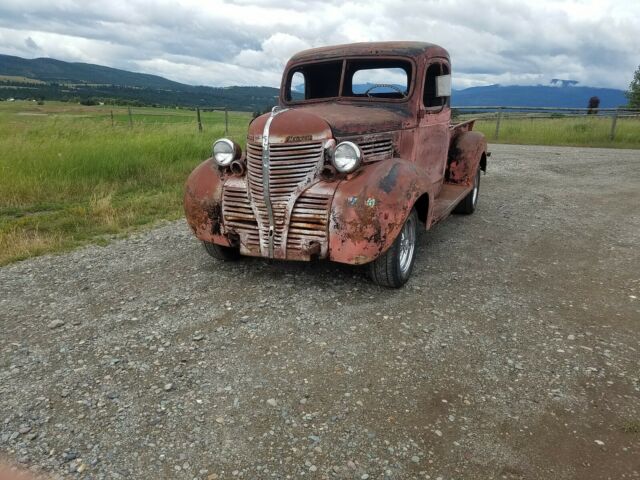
184, 41, 488, 287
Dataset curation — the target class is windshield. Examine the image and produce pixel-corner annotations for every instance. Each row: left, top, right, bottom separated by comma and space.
285, 58, 412, 102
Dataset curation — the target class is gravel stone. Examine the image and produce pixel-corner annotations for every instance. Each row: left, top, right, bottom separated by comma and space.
1, 145, 639, 479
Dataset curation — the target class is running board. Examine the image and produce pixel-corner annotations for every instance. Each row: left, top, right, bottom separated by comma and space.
431, 184, 471, 225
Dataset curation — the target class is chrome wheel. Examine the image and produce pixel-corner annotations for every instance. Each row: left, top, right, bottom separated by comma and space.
398, 213, 416, 276
472, 169, 480, 207
369, 209, 418, 288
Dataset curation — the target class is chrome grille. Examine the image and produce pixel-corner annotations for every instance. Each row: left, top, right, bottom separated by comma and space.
359, 138, 394, 162
246, 141, 324, 256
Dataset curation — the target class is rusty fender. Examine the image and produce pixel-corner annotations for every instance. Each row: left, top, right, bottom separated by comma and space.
329, 159, 427, 265
447, 131, 487, 184
183, 158, 231, 247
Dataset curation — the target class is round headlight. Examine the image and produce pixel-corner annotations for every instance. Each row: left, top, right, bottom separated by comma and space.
332, 141, 362, 173
212, 138, 239, 166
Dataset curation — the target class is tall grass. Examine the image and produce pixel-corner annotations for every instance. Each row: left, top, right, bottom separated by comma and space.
0, 102, 251, 264
474, 116, 640, 149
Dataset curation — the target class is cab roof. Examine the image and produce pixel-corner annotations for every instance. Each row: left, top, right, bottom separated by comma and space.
288, 41, 449, 64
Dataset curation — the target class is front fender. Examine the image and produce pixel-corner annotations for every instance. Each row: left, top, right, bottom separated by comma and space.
183, 158, 231, 246
329, 159, 427, 265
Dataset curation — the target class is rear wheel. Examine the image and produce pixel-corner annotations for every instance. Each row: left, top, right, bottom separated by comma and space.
454, 167, 480, 214
202, 241, 240, 261
369, 209, 418, 288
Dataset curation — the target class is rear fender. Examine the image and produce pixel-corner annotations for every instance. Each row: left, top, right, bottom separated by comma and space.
329, 159, 428, 265
184, 158, 231, 246
447, 131, 487, 184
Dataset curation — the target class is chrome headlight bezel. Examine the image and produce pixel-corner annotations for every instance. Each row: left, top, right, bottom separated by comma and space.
212, 138, 240, 167
332, 141, 362, 173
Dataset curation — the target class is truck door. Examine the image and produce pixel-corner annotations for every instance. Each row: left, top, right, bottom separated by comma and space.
415, 59, 451, 198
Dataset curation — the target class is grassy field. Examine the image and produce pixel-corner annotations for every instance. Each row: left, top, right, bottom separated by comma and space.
0, 101, 251, 265
473, 115, 640, 148
1, 100, 639, 265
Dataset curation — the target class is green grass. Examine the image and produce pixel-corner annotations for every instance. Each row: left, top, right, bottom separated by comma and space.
622, 420, 640, 434
0, 75, 46, 84
473, 115, 640, 149
1, 101, 639, 265
0, 101, 251, 265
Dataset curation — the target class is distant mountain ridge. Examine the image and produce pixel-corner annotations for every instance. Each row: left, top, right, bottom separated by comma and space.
0, 53, 629, 110
451, 84, 627, 109
0, 54, 185, 89
0, 54, 280, 111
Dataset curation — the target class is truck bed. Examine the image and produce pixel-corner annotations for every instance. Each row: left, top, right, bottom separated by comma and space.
450, 118, 476, 134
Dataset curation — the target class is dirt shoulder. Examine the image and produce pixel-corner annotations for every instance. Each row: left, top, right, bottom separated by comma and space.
1, 144, 639, 479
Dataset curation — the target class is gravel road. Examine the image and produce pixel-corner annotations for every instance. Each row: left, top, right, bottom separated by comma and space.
1, 144, 639, 480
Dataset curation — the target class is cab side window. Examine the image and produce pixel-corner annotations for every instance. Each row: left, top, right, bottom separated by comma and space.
423, 62, 451, 110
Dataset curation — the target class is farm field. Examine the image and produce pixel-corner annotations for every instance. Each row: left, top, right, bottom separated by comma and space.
1, 100, 639, 265
474, 115, 640, 148
0, 101, 252, 265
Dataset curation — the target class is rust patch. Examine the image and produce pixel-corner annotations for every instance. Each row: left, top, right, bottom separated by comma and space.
379, 163, 400, 193
205, 203, 223, 236
446, 130, 486, 184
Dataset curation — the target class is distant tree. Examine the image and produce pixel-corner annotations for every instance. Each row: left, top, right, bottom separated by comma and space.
627, 65, 640, 108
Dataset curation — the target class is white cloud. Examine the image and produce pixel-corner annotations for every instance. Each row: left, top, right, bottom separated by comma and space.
234, 33, 311, 71
0, 0, 638, 89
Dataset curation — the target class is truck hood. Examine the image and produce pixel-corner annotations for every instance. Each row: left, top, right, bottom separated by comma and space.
294, 103, 413, 137
248, 103, 413, 142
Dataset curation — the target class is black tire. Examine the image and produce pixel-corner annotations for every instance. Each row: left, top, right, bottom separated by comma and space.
368, 209, 418, 288
202, 241, 240, 261
454, 167, 480, 214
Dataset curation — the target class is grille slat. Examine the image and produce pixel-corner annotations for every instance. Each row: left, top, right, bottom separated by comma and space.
287, 193, 330, 251
359, 138, 394, 162
222, 184, 260, 255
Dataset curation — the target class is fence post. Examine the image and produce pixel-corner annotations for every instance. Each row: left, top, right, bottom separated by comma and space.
127, 107, 133, 129
224, 107, 229, 136
110, 110, 114, 127
609, 108, 618, 141
196, 107, 203, 132
494, 107, 503, 140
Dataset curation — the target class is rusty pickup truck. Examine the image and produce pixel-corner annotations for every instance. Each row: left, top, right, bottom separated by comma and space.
184, 41, 488, 287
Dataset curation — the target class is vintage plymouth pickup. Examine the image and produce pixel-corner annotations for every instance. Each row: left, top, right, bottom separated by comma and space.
184, 41, 488, 287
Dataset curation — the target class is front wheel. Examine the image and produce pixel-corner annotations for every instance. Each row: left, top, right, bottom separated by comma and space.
202, 241, 240, 261
454, 167, 480, 214
368, 209, 418, 288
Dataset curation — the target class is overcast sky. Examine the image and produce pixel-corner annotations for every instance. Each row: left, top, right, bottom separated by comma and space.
0, 0, 638, 90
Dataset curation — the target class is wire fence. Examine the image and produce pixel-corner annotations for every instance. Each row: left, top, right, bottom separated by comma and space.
108, 107, 237, 135
112, 104, 639, 142
15, 101, 637, 143
452, 106, 640, 141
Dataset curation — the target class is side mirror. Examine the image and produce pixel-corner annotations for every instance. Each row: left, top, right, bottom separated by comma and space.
436, 74, 451, 97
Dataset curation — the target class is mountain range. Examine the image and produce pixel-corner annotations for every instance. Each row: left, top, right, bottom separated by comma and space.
0, 53, 629, 111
